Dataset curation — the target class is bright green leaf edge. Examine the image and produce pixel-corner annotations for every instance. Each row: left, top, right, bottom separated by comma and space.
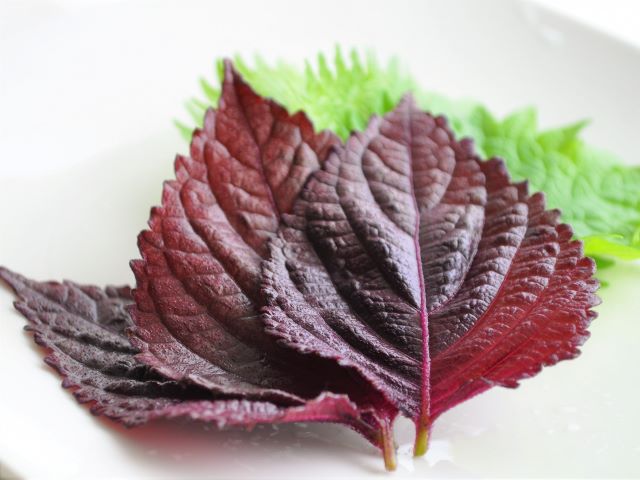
177, 48, 640, 268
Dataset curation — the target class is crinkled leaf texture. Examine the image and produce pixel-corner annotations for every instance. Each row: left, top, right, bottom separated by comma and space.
182, 49, 640, 265
0, 268, 366, 434
0, 268, 369, 433
262, 97, 600, 454
130, 60, 398, 467
1, 55, 601, 472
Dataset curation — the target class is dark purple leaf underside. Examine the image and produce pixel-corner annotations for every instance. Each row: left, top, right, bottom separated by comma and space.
0, 268, 381, 441
0, 267, 207, 425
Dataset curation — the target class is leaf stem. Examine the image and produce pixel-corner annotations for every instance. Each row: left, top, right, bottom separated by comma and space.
380, 418, 397, 471
414, 421, 429, 457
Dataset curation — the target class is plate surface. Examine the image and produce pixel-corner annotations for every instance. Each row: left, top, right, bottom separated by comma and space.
1, 0, 639, 478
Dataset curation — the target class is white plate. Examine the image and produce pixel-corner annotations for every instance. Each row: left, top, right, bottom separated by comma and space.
1, 1, 639, 478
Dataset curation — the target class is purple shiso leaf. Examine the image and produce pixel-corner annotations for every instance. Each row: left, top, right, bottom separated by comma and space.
261, 96, 599, 455
0, 60, 600, 470
129, 60, 397, 468
0, 267, 208, 425
0, 268, 387, 462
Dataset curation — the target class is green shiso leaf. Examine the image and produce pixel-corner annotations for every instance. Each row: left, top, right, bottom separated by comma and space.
179, 48, 640, 266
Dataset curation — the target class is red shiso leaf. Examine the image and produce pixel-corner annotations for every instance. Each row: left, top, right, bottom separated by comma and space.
262, 96, 486, 446
131, 60, 340, 398
429, 193, 600, 418
261, 96, 599, 454
1, 64, 600, 469
0, 267, 209, 425
128, 60, 396, 466
0, 268, 385, 457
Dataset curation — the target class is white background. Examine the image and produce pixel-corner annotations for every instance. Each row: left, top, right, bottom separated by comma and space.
1, 1, 639, 479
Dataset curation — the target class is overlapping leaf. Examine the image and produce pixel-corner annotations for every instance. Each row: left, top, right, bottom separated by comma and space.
0, 268, 372, 434
183, 49, 640, 265
1, 56, 600, 472
129, 60, 398, 465
262, 97, 599, 454
460, 108, 640, 264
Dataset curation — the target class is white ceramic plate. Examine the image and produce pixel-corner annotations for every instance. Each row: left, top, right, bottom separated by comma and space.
1, 1, 639, 478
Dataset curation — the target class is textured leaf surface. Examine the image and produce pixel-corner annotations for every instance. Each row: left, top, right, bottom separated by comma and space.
183, 49, 640, 264
130, 60, 396, 463
262, 97, 484, 433
262, 98, 599, 450
133, 60, 338, 398
0, 268, 380, 441
428, 161, 600, 420
0, 267, 207, 425
1, 53, 604, 470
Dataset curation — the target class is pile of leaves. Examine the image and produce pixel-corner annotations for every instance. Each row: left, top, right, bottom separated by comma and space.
1, 59, 600, 471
